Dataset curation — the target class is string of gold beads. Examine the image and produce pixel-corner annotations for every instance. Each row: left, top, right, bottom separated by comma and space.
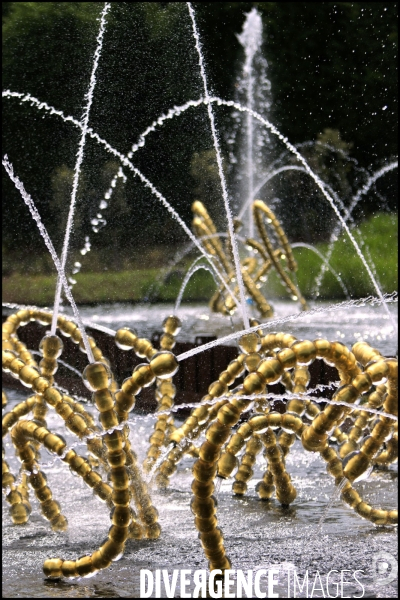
2, 309, 397, 579
191, 200, 308, 319
252, 200, 308, 310
143, 315, 181, 472
155, 353, 247, 486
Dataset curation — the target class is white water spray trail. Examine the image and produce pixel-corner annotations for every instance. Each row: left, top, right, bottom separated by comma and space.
291, 242, 350, 298
313, 161, 398, 298
238, 166, 307, 220
29, 350, 84, 378
317, 477, 347, 533
237, 9, 262, 240
6, 87, 396, 331
218, 99, 397, 331
176, 292, 397, 362
2, 93, 240, 314
51, 2, 111, 336
214, 476, 223, 498
187, 2, 250, 332
146, 443, 174, 485
175, 257, 222, 314
2, 157, 95, 363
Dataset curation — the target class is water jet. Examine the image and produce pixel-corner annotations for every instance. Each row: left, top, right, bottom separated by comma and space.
2, 3, 397, 597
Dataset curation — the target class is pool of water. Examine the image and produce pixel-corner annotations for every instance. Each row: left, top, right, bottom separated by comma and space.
69, 298, 398, 354
2, 300, 398, 598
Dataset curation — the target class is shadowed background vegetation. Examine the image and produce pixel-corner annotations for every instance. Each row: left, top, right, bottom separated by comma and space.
2, 2, 398, 302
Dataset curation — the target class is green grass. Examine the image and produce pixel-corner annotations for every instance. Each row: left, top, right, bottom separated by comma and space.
292, 212, 398, 299
2, 212, 397, 305
1, 266, 217, 306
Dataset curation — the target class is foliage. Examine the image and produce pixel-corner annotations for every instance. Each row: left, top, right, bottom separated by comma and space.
288, 212, 398, 299
3, 212, 396, 305
2, 2, 398, 260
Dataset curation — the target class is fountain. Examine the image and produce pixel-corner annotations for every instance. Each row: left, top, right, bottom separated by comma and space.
2, 2, 398, 598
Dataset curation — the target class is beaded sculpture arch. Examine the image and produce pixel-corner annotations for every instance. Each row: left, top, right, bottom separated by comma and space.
192, 200, 309, 318
2, 308, 178, 578
2, 308, 398, 578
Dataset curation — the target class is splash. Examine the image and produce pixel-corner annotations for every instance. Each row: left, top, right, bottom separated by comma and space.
52, 3, 111, 336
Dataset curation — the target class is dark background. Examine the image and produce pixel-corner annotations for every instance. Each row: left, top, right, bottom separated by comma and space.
2, 2, 398, 269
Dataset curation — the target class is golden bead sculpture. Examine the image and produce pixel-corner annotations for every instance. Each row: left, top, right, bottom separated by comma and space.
2, 309, 397, 579
192, 200, 308, 318
2, 309, 178, 577
149, 330, 397, 571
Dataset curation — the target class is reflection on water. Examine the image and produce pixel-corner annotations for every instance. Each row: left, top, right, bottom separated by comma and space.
2, 301, 398, 598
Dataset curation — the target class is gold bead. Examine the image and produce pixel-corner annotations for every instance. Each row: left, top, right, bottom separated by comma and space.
208, 381, 228, 397
108, 466, 129, 490
61, 561, 78, 578
244, 353, 261, 372
351, 373, 372, 394
190, 496, 216, 519
369, 509, 389, 526
232, 481, 247, 495
217, 404, 241, 427
160, 333, 176, 350
277, 348, 297, 369
135, 338, 155, 359
43, 387, 63, 407
341, 486, 361, 508
56, 403, 74, 421
365, 359, 389, 384
193, 459, 218, 483
111, 506, 131, 527
290, 340, 317, 365
60, 320, 78, 338
99, 409, 119, 431
82, 362, 111, 392
66, 414, 88, 437
162, 315, 182, 335
115, 327, 138, 350
194, 515, 218, 532
343, 452, 371, 482
205, 422, 231, 446
238, 333, 261, 354
200, 441, 220, 463
43, 433, 66, 456
226, 433, 245, 455
50, 514, 68, 531
226, 358, 245, 379
39, 335, 63, 359
99, 539, 124, 562
314, 339, 332, 358
339, 440, 359, 458
2, 350, 17, 371
301, 427, 328, 452
41, 499, 61, 520
256, 480, 274, 499
91, 550, 112, 570
217, 453, 237, 478
235, 465, 253, 482
257, 358, 283, 384
146, 522, 162, 539
93, 389, 115, 412
149, 351, 179, 379
218, 370, 235, 385
75, 556, 95, 577
19, 365, 40, 388
132, 364, 155, 388
243, 372, 265, 394
43, 558, 63, 578
281, 413, 303, 433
